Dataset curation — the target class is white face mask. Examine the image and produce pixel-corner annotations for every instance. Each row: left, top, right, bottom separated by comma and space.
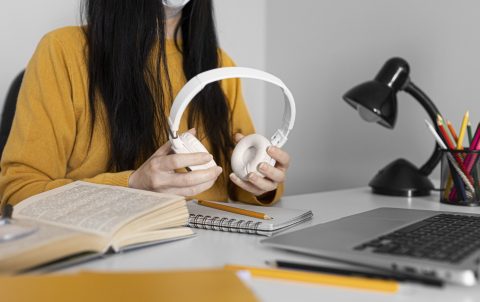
162, 0, 191, 18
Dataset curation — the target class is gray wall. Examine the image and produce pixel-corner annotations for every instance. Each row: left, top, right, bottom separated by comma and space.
266, 0, 480, 195
214, 0, 267, 133
0, 0, 79, 111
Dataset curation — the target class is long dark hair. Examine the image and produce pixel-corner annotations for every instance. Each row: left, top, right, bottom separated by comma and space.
82, 0, 235, 174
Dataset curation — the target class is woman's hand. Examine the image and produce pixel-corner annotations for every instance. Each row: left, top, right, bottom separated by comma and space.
129, 129, 223, 197
229, 133, 290, 196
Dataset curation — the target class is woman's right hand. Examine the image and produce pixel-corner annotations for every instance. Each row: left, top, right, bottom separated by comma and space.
128, 131, 222, 197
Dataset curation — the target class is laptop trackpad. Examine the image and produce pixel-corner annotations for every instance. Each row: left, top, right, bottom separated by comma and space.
317, 218, 408, 248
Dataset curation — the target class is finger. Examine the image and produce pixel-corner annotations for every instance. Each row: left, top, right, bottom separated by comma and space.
247, 172, 278, 192
164, 179, 217, 197
267, 146, 290, 170
157, 152, 214, 170
187, 128, 197, 136
158, 129, 196, 157
257, 162, 286, 183
234, 133, 245, 143
168, 166, 223, 188
229, 173, 265, 196
153, 140, 172, 156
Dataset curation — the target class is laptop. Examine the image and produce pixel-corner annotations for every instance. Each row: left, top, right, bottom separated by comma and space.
262, 207, 480, 286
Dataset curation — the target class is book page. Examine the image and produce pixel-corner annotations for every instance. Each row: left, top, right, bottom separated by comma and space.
14, 182, 184, 237
0, 220, 106, 274
0, 221, 78, 261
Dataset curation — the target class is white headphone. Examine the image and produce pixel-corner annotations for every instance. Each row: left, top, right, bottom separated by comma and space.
168, 67, 296, 180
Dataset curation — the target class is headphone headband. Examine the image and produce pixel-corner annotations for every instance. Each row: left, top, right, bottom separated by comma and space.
168, 67, 296, 147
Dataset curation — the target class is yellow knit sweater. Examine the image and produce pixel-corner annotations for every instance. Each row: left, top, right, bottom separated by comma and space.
0, 26, 283, 206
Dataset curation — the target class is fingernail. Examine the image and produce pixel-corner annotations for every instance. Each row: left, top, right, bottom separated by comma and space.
216, 167, 223, 174
229, 173, 238, 180
249, 173, 257, 181
259, 163, 267, 172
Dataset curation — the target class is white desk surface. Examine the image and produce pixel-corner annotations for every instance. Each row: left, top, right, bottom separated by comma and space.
63, 188, 480, 302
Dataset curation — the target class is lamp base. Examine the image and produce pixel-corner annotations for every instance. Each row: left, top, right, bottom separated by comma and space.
369, 158, 434, 197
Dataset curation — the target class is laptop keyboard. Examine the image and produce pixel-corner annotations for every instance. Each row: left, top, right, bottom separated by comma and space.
354, 214, 480, 263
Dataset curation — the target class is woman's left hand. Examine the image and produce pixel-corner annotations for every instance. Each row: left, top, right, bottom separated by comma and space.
229, 133, 290, 196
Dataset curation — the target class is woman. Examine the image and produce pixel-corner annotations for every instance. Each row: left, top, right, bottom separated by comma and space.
0, 0, 290, 206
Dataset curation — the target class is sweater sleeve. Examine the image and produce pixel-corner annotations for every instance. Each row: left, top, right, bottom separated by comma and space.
0, 34, 133, 206
220, 52, 284, 206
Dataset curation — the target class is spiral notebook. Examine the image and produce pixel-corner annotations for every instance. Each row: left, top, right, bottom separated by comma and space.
186, 200, 313, 236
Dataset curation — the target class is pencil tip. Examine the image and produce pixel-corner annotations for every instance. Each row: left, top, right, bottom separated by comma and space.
265, 215, 273, 220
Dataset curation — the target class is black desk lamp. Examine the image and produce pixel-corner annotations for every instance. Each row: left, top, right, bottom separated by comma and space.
343, 57, 442, 197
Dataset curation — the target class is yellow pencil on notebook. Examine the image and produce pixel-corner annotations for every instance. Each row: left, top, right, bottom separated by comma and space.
225, 265, 399, 293
197, 200, 272, 220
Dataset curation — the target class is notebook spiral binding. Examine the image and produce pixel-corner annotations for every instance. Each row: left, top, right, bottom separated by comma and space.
188, 214, 263, 235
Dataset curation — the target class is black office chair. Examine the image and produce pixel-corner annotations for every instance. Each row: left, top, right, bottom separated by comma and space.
0, 71, 25, 159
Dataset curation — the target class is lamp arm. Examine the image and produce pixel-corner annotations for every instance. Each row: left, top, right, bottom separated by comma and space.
403, 82, 442, 175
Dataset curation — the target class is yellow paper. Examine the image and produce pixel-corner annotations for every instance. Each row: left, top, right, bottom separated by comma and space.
0, 269, 258, 302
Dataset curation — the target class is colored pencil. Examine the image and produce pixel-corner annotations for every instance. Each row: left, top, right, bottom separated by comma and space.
225, 265, 399, 293
197, 200, 272, 220
467, 121, 480, 200
450, 123, 480, 200
438, 115, 452, 141
445, 112, 470, 199
442, 118, 455, 200
436, 116, 474, 186
448, 161, 467, 201
425, 120, 475, 193
443, 118, 460, 199
443, 176, 454, 200
437, 115, 457, 149
447, 120, 459, 143
456, 111, 470, 150
467, 122, 474, 145
472, 156, 480, 200
464, 123, 480, 171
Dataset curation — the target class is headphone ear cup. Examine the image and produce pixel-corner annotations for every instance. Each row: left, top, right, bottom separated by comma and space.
171, 132, 217, 170
231, 134, 275, 180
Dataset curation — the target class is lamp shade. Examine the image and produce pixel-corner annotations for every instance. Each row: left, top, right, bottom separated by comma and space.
343, 81, 397, 128
343, 58, 411, 129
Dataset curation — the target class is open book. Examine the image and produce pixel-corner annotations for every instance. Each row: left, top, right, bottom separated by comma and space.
0, 182, 193, 274
187, 200, 313, 236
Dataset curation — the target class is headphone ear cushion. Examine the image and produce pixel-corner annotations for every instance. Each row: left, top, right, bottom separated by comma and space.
231, 134, 275, 180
